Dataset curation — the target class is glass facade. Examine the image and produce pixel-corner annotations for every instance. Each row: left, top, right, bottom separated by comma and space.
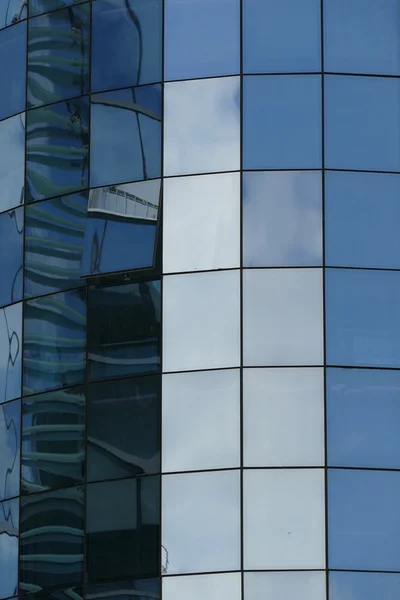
0, 2, 399, 600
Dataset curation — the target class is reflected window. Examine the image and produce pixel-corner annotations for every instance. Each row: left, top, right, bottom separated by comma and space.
86, 477, 160, 582
243, 0, 321, 73
243, 75, 322, 170
0, 207, 23, 308
163, 573, 241, 600
164, 0, 239, 80
20, 486, 84, 592
92, 0, 162, 92
162, 470, 240, 574
243, 171, 322, 267
88, 279, 161, 381
0, 400, 20, 501
0, 498, 18, 600
25, 192, 87, 298
22, 386, 85, 494
23, 289, 86, 395
86, 579, 160, 600
0, 0, 27, 29
330, 571, 400, 600
326, 269, 400, 368
325, 75, 400, 172
245, 572, 326, 600
0, 303, 22, 404
164, 77, 240, 177
26, 97, 89, 203
81, 179, 161, 277
0, 113, 25, 214
90, 85, 161, 188
0, 20, 26, 120
29, 0, 86, 16
27, 4, 90, 108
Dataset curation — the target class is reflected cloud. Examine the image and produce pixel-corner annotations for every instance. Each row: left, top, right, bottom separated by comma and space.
0, 113, 25, 213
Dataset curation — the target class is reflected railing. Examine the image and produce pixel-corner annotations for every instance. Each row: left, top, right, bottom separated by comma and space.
88, 187, 158, 223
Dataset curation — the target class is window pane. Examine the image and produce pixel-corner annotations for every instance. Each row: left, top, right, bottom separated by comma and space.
0, 498, 18, 600
163, 173, 240, 273
164, 77, 240, 177
86, 579, 160, 600
243, 0, 321, 73
165, 0, 240, 80
244, 469, 325, 569
162, 470, 241, 574
90, 85, 161, 188
0, 1, 26, 29
325, 75, 400, 172
0, 303, 22, 404
163, 573, 241, 600
92, 0, 162, 92
162, 369, 240, 472
81, 180, 161, 277
324, 0, 400, 75
245, 572, 326, 600
87, 280, 161, 381
22, 386, 85, 493
326, 269, 400, 368
23, 289, 86, 395
243, 171, 322, 267
328, 469, 400, 571
29, 0, 85, 16
163, 270, 240, 372
330, 572, 400, 600
0, 114, 25, 214
0, 207, 23, 308
0, 400, 20, 501
243, 269, 324, 366
86, 477, 160, 582
0, 21, 26, 120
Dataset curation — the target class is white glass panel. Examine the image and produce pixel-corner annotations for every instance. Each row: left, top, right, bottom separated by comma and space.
163, 573, 241, 600
245, 571, 326, 600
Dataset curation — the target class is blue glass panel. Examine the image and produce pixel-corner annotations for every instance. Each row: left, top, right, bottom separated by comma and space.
328, 469, 400, 571
0, 400, 20, 501
92, 0, 162, 92
30, 0, 86, 16
330, 572, 400, 600
243, 75, 322, 170
0, 113, 25, 214
0, 498, 18, 600
0, 1, 27, 29
0, 207, 23, 308
243, 0, 321, 73
327, 368, 400, 469
90, 85, 162, 188
26, 97, 89, 202
25, 192, 87, 298
326, 268, 400, 368
0, 21, 26, 120
325, 75, 400, 172
325, 171, 400, 269
0, 303, 22, 404
23, 289, 86, 395
324, 0, 400, 76
27, 4, 90, 108
164, 0, 239, 81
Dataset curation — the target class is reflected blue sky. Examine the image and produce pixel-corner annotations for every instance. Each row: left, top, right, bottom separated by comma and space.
330, 571, 400, 600
0, 303, 22, 404
0, 20, 26, 120
0, 114, 25, 214
0, 207, 23, 308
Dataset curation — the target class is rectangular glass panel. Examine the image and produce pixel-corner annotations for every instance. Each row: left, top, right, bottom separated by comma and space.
163, 573, 241, 600
0, 400, 20, 501
0, 498, 18, 600
0, 20, 26, 120
0, 303, 22, 404
0, 206, 23, 308
329, 572, 400, 600
245, 572, 326, 600
0, 114, 25, 214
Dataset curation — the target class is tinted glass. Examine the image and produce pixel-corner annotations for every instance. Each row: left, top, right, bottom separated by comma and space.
87, 280, 161, 381
90, 85, 162, 188
324, 0, 400, 75
0, 206, 23, 308
0, 498, 18, 599
26, 97, 89, 203
30, 0, 86, 16
243, 171, 322, 267
0, 303, 22, 404
22, 386, 85, 493
86, 477, 160, 582
243, 0, 321, 73
326, 269, 400, 368
325, 171, 400, 269
164, 0, 240, 80
81, 180, 161, 277
328, 469, 400, 571
245, 572, 326, 600
325, 75, 400, 172
243, 75, 322, 169
87, 375, 160, 482
0, 113, 25, 214
0, 1, 27, 29
330, 572, 400, 600
27, 4, 90, 108
0, 400, 20, 501
23, 289, 86, 395
23, 589, 83, 600
25, 192, 87, 298
163, 573, 241, 600
86, 579, 160, 600
0, 21, 26, 120
92, 0, 162, 92
164, 77, 240, 177
20, 486, 84, 592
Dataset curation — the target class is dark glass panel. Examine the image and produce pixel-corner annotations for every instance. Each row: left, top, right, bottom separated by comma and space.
0, 303, 22, 404
27, 4, 90, 108
19, 486, 84, 593
30, 0, 86, 16
25, 192, 87, 298
0, 206, 23, 308
26, 97, 89, 203
86, 579, 160, 600
86, 477, 160, 582
87, 375, 160, 482
87, 280, 160, 381
90, 85, 162, 188
22, 386, 85, 494
0, 400, 20, 502
0, 498, 18, 599
20, 589, 83, 600
23, 289, 86, 395
0, 20, 26, 120
0, 113, 25, 214
91, 0, 162, 92
0, 0, 27, 29
330, 571, 400, 600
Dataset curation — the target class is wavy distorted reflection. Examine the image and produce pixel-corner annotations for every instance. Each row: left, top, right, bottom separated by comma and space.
0, 497, 19, 599
0, 303, 22, 404
0, 0, 27, 28
0, 400, 20, 502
